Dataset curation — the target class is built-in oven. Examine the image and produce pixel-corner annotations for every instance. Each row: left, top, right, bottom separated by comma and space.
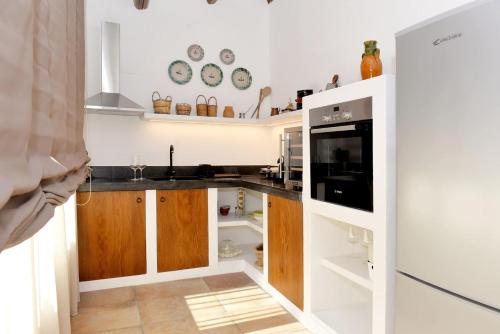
309, 97, 373, 211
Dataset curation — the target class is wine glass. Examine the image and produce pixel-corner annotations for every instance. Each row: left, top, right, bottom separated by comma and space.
129, 165, 140, 181
138, 165, 147, 180
129, 155, 140, 181
361, 229, 374, 263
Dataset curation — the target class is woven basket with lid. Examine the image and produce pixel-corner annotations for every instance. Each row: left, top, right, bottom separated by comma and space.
176, 103, 192, 116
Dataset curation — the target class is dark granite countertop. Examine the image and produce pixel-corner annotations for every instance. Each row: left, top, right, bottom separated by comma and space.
78, 175, 301, 201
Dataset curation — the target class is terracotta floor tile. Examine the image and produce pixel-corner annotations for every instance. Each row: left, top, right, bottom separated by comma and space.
71, 302, 141, 334
184, 292, 237, 331
236, 313, 304, 333
142, 319, 199, 334
136, 278, 210, 301
79, 287, 136, 308
73, 273, 305, 334
203, 273, 255, 292
138, 295, 193, 325
97, 327, 144, 334
214, 285, 283, 317
199, 323, 242, 334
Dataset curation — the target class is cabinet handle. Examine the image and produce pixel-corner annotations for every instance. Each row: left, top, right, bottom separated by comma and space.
136, 197, 143, 204
160, 197, 166, 203
268, 202, 272, 208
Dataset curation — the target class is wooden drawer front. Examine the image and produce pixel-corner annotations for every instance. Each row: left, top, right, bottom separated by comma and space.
156, 189, 209, 272
77, 191, 146, 281
268, 195, 304, 310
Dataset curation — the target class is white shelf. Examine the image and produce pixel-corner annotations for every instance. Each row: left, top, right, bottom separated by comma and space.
321, 255, 373, 291
86, 108, 145, 117
219, 243, 263, 273
310, 199, 375, 231
141, 111, 302, 127
313, 303, 372, 334
218, 213, 263, 234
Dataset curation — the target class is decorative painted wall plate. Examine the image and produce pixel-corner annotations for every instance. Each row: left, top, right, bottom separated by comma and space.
187, 44, 204, 62
201, 63, 223, 87
168, 60, 192, 85
231, 67, 252, 90
220, 49, 235, 65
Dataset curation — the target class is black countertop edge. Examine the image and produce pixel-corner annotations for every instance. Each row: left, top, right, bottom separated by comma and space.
77, 176, 301, 202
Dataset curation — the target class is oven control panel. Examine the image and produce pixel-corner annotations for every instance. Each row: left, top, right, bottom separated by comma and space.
311, 97, 372, 127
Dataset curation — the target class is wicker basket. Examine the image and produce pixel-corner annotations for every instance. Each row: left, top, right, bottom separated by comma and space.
175, 103, 191, 116
176, 103, 192, 116
207, 96, 218, 117
196, 95, 208, 117
152, 91, 172, 114
255, 243, 263, 268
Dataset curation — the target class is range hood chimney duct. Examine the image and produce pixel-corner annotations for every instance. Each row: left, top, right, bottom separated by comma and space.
85, 22, 145, 116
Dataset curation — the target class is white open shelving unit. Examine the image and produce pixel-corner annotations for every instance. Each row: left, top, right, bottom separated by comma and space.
140, 110, 302, 127
216, 188, 265, 275
302, 75, 396, 334
321, 255, 373, 291
218, 213, 263, 234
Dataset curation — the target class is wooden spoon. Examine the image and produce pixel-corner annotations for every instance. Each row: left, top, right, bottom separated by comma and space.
252, 86, 272, 119
257, 87, 272, 119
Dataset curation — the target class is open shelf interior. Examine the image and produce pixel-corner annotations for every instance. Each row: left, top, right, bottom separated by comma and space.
321, 255, 373, 291
218, 242, 263, 273
217, 188, 264, 274
312, 265, 373, 334
311, 213, 373, 288
218, 213, 263, 234
310, 213, 374, 333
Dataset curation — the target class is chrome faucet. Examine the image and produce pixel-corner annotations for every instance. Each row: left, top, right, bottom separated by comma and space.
167, 145, 176, 179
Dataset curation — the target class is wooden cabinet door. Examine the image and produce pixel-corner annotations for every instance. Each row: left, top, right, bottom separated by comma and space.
76, 191, 146, 281
156, 189, 209, 272
268, 195, 304, 310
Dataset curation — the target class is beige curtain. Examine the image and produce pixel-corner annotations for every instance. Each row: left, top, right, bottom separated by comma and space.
0, 0, 88, 251
0, 197, 79, 334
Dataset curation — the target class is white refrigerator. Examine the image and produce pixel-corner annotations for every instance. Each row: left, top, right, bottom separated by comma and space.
396, 0, 500, 333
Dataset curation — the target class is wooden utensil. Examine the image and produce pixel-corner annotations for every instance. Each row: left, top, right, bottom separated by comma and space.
251, 86, 272, 119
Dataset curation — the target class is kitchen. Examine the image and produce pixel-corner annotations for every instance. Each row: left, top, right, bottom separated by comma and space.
1, 1, 500, 334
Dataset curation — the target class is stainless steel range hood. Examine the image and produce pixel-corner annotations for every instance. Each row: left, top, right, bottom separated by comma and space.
85, 22, 145, 116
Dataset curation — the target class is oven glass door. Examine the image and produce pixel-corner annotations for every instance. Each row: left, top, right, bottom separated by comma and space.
310, 121, 373, 211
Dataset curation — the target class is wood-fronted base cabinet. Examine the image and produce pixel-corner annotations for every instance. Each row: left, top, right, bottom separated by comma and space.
268, 194, 304, 310
156, 189, 209, 272
76, 191, 147, 281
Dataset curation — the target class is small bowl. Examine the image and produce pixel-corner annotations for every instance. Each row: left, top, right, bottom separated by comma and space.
220, 205, 231, 216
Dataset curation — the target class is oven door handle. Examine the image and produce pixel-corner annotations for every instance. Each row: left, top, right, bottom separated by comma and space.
311, 125, 356, 134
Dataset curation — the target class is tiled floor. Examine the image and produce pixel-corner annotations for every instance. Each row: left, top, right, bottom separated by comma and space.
71, 273, 311, 334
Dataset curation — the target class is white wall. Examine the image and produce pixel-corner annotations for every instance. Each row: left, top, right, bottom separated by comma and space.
85, 0, 274, 166
85, 114, 280, 166
269, 0, 475, 107
85, 0, 477, 166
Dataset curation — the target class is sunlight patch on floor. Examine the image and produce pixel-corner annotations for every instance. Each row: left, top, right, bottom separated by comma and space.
185, 285, 294, 332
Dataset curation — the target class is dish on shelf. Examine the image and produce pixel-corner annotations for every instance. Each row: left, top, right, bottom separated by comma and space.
251, 210, 263, 222
187, 44, 204, 62
218, 239, 242, 258
201, 63, 223, 87
168, 60, 192, 85
232, 67, 252, 90
220, 48, 235, 65
219, 205, 231, 216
